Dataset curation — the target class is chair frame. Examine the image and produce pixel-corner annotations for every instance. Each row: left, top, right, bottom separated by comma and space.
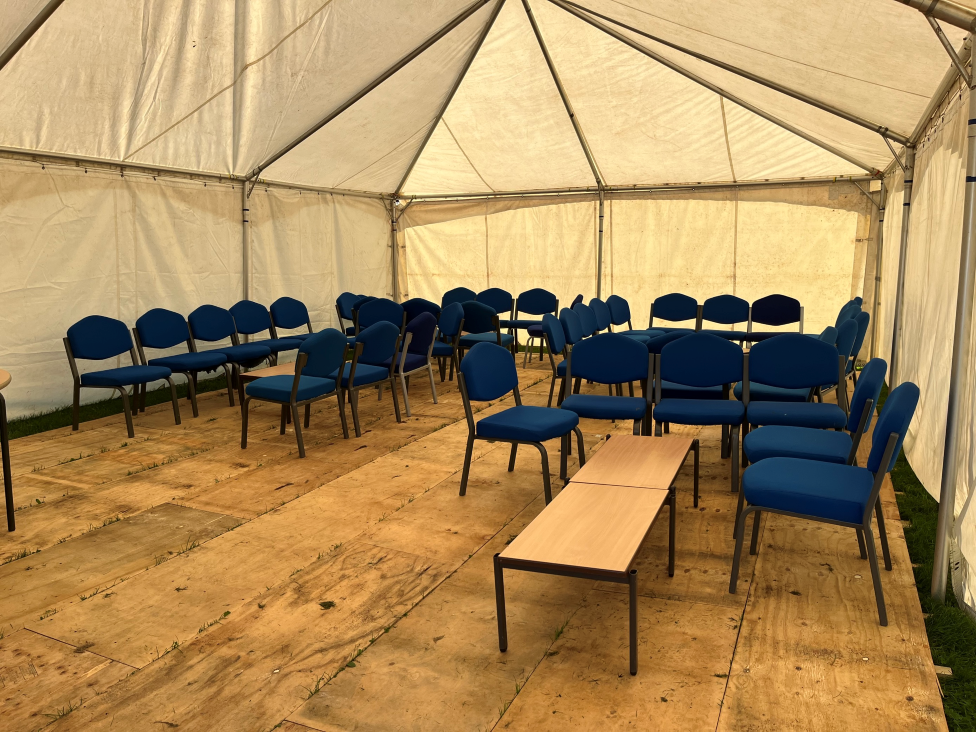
395, 331, 439, 417
563, 344, 653, 437
458, 312, 514, 361
188, 314, 271, 409
436, 317, 465, 383
341, 338, 403, 437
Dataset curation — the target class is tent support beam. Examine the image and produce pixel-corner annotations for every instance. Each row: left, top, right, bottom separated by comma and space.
394, 0, 506, 196
563, 0, 911, 146
889, 146, 914, 387
0, 0, 66, 73
597, 189, 605, 298
928, 16, 972, 86
870, 180, 886, 359
884, 136, 908, 174
241, 183, 251, 301
522, 0, 605, 187
547, 0, 881, 177
894, 0, 976, 33
245, 0, 492, 182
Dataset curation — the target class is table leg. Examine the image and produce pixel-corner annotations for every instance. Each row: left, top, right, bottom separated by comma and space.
692, 439, 700, 508
494, 553, 508, 652
0, 393, 13, 531
629, 568, 638, 675
668, 486, 676, 577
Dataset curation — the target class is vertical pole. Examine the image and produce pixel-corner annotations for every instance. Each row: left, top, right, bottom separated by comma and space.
391, 201, 401, 301
889, 146, 915, 387
596, 189, 605, 299
241, 183, 251, 301
870, 180, 886, 359
933, 85, 976, 603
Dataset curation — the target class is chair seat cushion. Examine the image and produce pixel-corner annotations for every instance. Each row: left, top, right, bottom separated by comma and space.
526, 324, 544, 337
477, 405, 579, 442
747, 402, 847, 429
561, 394, 646, 420
245, 375, 336, 402
743, 458, 874, 524
210, 343, 272, 364
277, 332, 312, 342
380, 353, 429, 373
659, 381, 723, 400
653, 398, 744, 426
431, 341, 455, 357
743, 425, 852, 465
331, 362, 390, 387
81, 365, 172, 387
701, 329, 749, 341
623, 333, 650, 344
345, 326, 356, 336
733, 381, 810, 402
460, 332, 515, 348
148, 351, 227, 372
620, 329, 665, 339
250, 337, 302, 353
499, 319, 542, 329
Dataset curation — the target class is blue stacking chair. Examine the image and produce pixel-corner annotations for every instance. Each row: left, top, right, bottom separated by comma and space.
559, 308, 587, 400
271, 297, 315, 342
541, 313, 568, 408
134, 308, 230, 417
731, 380, 919, 626
649, 293, 699, 332
477, 287, 515, 318
458, 342, 584, 503
188, 305, 273, 407
241, 329, 349, 457
589, 298, 612, 334
816, 317, 859, 409
503, 288, 558, 366
348, 295, 376, 337
65, 315, 180, 438
336, 321, 403, 437
606, 294, 636, 331
335, 292, 364, 335
355, 298, 405, 337
386, 312, 438, 417
835, 299, 861, 328
572, 302, 599, 338
653, 333, 745, 498
748, 294, 803, 339
846, 311, 871, 385
571, 294, 584, 307
560, 334, 652, 435
230, 300, 302, 363
433, 302, 464, 382
459, 301, 515, 359
700, 295, 750, 340
442, 287, 477, 309
402, 297, 441, 323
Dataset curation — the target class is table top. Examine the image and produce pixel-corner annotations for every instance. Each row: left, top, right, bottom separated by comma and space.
0, 370, 9, 391
570, 435, 693, 490
500, 482, 668, 575
240, 363, 296, 382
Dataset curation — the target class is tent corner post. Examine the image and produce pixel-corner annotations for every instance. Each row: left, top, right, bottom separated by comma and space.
390, 199, 401, 302
869, 179, 885, 360
889, 145, 915, 388
596, 187, 605, 300
241, 182, 251, 303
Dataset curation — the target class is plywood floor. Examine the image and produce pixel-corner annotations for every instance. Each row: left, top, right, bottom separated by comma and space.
0, 361, 946, 731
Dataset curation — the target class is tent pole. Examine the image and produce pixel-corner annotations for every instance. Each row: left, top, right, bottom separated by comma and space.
390, 201, 401, 301
241, 184, 251, 302
933, 79, 976, 604
0, 0, 66, 73
894, 0, 976, 33
870, 180, 886, 359
597, 188, 605, 299
547, 0, 880, 176
888, 146, 915, 387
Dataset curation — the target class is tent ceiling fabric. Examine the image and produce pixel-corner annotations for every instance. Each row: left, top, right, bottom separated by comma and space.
0, 0, 964, 194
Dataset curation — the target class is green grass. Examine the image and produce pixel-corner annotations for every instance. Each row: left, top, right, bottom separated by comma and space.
7, 375, 230, 441
879, 384, 976, 730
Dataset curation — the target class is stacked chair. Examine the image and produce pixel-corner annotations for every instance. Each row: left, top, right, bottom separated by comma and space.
649, 293, 698, 332
502, 288, 558, 366
272, 297, 315, 342
432, 302, 464, 382
188, 305, 272, 407
337, 322, 403, 437
458, 301, 515, 360
388, 312, 438, 417
229, 300, 302, 363
442, 287, 476, 309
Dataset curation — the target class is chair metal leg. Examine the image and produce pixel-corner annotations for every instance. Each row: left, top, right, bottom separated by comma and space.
0, 393, 14, 531
427, 364, 438, 404
629, 568, 638, 675
692, 438, 700, 508
729, 506, 756, 594
187, 373, 199, 418
336, 391, 350, 439
119, 388, 135, 438
574, 426, 586, 467
279, 405, 287, 435
304, 403, 311, 429
668, 486, 676, 577
749, 510, 762, 555
508, 443, 518, 472
559, 434, 568, 482
166, 378, 181, 426
71, 383, 80, 431
654, 420, 662, 437
547, 377, 557, 408
556, 377, 567, 406
721, 424, 730, 459
438, 356, 446, 383
390, 377, 402, 422
863, 522, 888, 626
573, 377, 581, 394
350, 389, 362, 437
627, 382, 634, 397
522, 339, 531, 368
400, 373, 412, 417
632, 419, 640, 435
532, 442, 553, 504
856, 528, 868, 559
292, 403, 306, 458
731, 425, 740, 493
875, 497, 892, 571
241, 397, 250, 448
459, 434, 475, 496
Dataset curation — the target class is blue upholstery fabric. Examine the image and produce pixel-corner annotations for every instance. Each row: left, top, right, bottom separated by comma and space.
439, 302, 464, 338
499, 318, 542, 329
834, 301, 860, 328
557, 360, 567, 377
743, 458, 875, 523
81, 365, 172, 387
402, 297, 441, 322
623, 333, 651, 344
701, 329, 749, 341
404, 312, 437, 355
652, 293, 698, 324
359, 298, 404, 331
660, 333, 743, 387
516, 288, 557, 315
749, 334, 838, 388
148, 351, 227, 372
561, 394, 646, 420
477, 287, 514, 315
702, 294, 749, 325
477, 405, 579, 442
747, 402, 846, 429
246, 375, 336, 402
733, 381, 810, 403
230, 300, 273, 336
188, 305, 237, 343
68, 315, 133, 360
382, 353, 428, 372
659, 381, 723, 400
462, 301, 497, 334
572, 303, 598, 336
571, 294, 584, 307
559, 308, 585, 345
751, 294, 801, 327
846, 358, 886, 432
431, 341, 455, 357
526, 324, 544, 337
300, 329, 347, 379
646, 331, 689, 354
853, 296, 863, 306
442, 287, 477, 308
835, 318, 858, 361
332, 362, 389, 387
743, 425, 852, 465
867, 382, 919, 474
250, 337, 301, 354
136, 309, 190, 350
589, 298, 612, 331
284, 332, 312, 342
849, 311, 870, 361
335, 292, 362, 320
606, 294, 633, 326
819, 326, 838, 344
653, 399, 744, 425
355, 321, 400, 365
569, 334, 647, 383
459, 332, 515, 348
272, 296, 312, 331
209, 343, 272, 364
542, 313, 566, 355
460, 342, 518, 401
350, 295, 375, 316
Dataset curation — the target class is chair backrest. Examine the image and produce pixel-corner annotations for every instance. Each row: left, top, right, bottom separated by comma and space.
188, 305, 237, 343
572, 302, 598, 337
571, 294, 584, 307
442, 287, 477, 309
749, 333, 837, 389
867, 381, 919, 474
459, 342, 518, 401
570, 334, 648, 383
853, 296, 863, 306
849, 311, 870, 361
68, 315, 133, 360
461, 301, 497, 334
402, 297, 441, 323
477, 287, 514, 315
659, 333, 743, 387
136, 308, 190, 350
358, 298, 404, 331
559, 308, 585, 346
646, 330, 689, 355
439, 302, 464, 337
835, 318, 859, 362
336, 292, 361, 320
299, 329, 347, 380
589, 298, 612, 331
271, 297, 311, 331
818, 326, 838, 343
404, 312, 437, 355
230, 300, 272, 336
847, 358, 887, 433
702, 295, 749, 326
541, 312, 566, 355
517, 288, 557, 315
355, 321, 400, 365
751, 294, 801, 328
605, 294, 632, 327
350, 295, 375, 317
834, 301, 858, 328
651, 293, 698, 326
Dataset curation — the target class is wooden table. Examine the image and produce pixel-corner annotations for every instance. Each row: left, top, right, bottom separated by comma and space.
0, 369, 13, 531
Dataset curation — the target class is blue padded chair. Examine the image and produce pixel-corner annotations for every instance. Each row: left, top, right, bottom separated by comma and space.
589, 298, 612, 334
355, 298, 405, 336
230, 300, 302, 364
476, 287, 515, 318
347, 295, 376, 341
571, 294, 584, 307
559, 308, 587, 401
835, 300, 861, 328
433, 302, 464, 382
649, 293, 699, 332
271, 296, 315, 342
734, 325, 842, 405
744, 334, 848, 432
560, 334, 652, 436
459, 301, 515, 359
458, 342, 584, 504
572, 302, 599, 338
701, 295, 750, 340
541, 313, 568, 408
187, 305, 273, 407
816, 317, 859, 408
606, 294, 636, 330
503, 288, 558, 366
134, 308, 230, 418
241, 329, 349, 457
653, 333, 745, 497
442, 287, 477, 309
65, 315, 180, 438
847, 311, 871, 383
385, 312, 438, 417
402, 297, 441, 323
335, 321, 403, 437
731, 380, 920, 626
748, 294, 803, 340
335, 292, 364, 336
